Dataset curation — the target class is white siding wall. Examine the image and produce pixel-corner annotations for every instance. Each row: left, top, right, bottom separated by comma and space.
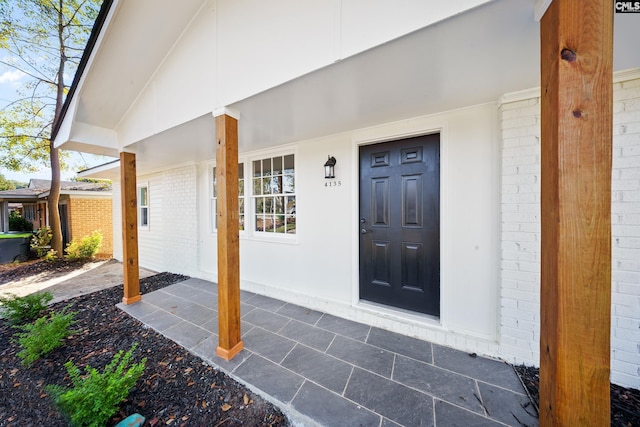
499, 71, 640, 389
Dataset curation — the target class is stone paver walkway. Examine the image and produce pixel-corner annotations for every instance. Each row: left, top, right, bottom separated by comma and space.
119, 278, 539, 427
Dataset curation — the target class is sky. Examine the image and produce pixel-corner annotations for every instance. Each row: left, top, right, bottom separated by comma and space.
0, 65, 113, 184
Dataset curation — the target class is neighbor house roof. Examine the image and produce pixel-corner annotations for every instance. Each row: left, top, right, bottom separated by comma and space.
0, 179, 111, 202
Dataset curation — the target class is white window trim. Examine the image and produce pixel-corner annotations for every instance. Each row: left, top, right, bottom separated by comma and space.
246, 148, 297, 241
209, 147, 298, 243
137, 183, 149, 230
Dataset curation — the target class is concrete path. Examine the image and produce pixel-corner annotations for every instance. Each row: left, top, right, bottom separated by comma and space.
0, 259, 155, 303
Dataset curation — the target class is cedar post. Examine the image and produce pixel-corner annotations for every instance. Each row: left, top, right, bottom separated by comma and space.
539, 0, 612, 425
214, 111, 243, 360
120, 151, 141, 305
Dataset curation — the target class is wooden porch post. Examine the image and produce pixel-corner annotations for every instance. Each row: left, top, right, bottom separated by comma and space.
539, 0, 612, 425
120, 151, 141, 305
214, 110, 243, 360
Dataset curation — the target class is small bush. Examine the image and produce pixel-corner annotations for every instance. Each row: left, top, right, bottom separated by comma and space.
47, 344, 146, 427
8, 211, 33, 232
65, 231, 102, 260
44, 249, 58, 262
14, 309, 76, 367
0, 292, 53, 325
31, 226, 53, 257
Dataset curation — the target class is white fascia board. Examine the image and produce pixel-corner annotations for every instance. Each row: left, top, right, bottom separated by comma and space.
68, 121, 119, 153
53, 0, 122, 150
77, 160, 120, 180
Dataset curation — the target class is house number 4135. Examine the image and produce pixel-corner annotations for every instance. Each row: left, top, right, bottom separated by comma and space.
325, 180, 342, 187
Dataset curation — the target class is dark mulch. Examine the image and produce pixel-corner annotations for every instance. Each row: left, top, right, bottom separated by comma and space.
0, 263, 289, 427
515, 365, 640, 426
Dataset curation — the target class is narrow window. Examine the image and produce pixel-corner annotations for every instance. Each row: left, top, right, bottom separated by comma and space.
252, 154, 295, 234
138, 185, 149, 228
211, 163, 244, 232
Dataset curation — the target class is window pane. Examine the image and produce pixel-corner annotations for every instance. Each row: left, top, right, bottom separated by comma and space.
267, 215, 275, 232
265, 197, 273, 214
139, 187, 148, 206
238, 163, 244, 180
239, 178, 244, 196
275, 215, 285, 233
255, 197, 264, 214
284, 154, 294, 174
286, 215, 296, 234
262, 177, 271, 195
239, 198, 244, 214
262, 158, 272, 176
287, 196, 296, 215
239, 215, 244, 231
275, 196, 284, 214
272, 176, 282, 194
211, 199, 217, 230
140, 207, 148, 226
284, 175, 295, 193
255, 215, 265, 231
253, 160, 261, 177
273, 156, 282, 175
253, 178, 261, 195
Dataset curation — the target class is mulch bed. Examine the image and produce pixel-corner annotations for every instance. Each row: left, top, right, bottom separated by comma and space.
515, 364, 640, 426
0, 263, 289, 427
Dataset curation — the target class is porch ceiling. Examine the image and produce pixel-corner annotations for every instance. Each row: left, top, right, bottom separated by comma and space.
81, 0, 639, 176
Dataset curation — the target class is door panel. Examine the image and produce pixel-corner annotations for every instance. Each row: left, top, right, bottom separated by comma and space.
359, 134, 440, 316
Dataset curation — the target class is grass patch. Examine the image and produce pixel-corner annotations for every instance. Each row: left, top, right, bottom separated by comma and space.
0, 233, 32, 239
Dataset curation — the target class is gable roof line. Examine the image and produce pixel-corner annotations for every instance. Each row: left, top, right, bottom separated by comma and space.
50, 0, 114, 142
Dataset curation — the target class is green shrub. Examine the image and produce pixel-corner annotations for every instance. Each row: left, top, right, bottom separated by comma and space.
65, 231, 102, 260
31, 226, 53, 257
44, 249, 58, 262
8, 211, 33, 232
0, 292, 53, 325
14, 309, 76, 367
47, 344, 146, 427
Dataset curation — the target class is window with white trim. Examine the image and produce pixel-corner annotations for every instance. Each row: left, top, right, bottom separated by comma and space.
138, 185, 149, 228
211, 163, 245, 232
252, 154, 295, 234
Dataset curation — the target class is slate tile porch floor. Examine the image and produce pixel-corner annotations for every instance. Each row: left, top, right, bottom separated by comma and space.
117, 278, 539, 427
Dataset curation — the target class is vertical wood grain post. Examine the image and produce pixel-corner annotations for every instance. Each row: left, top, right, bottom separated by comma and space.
215, 111, 243, 360
120, 151, 141, 305
540, 0, 612, 425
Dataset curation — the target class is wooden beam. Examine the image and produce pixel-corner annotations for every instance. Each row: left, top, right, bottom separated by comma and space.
539, 0, 612, 425
215, 112, 243, 360
120, 151, 141, 305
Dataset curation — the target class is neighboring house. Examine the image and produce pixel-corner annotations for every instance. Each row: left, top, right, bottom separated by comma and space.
52, 0, 639, 391
0, 179, 113, 256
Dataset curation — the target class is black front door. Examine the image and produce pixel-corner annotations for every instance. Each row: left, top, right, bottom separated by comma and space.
359, 134, 440, 316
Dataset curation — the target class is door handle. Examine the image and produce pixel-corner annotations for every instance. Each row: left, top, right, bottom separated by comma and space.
361, 228, 367, 234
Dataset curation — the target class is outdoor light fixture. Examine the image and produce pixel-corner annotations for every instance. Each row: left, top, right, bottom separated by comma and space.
324, 155, 336, 179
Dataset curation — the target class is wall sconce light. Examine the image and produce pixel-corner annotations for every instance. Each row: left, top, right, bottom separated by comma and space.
324, 155, 337, 179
